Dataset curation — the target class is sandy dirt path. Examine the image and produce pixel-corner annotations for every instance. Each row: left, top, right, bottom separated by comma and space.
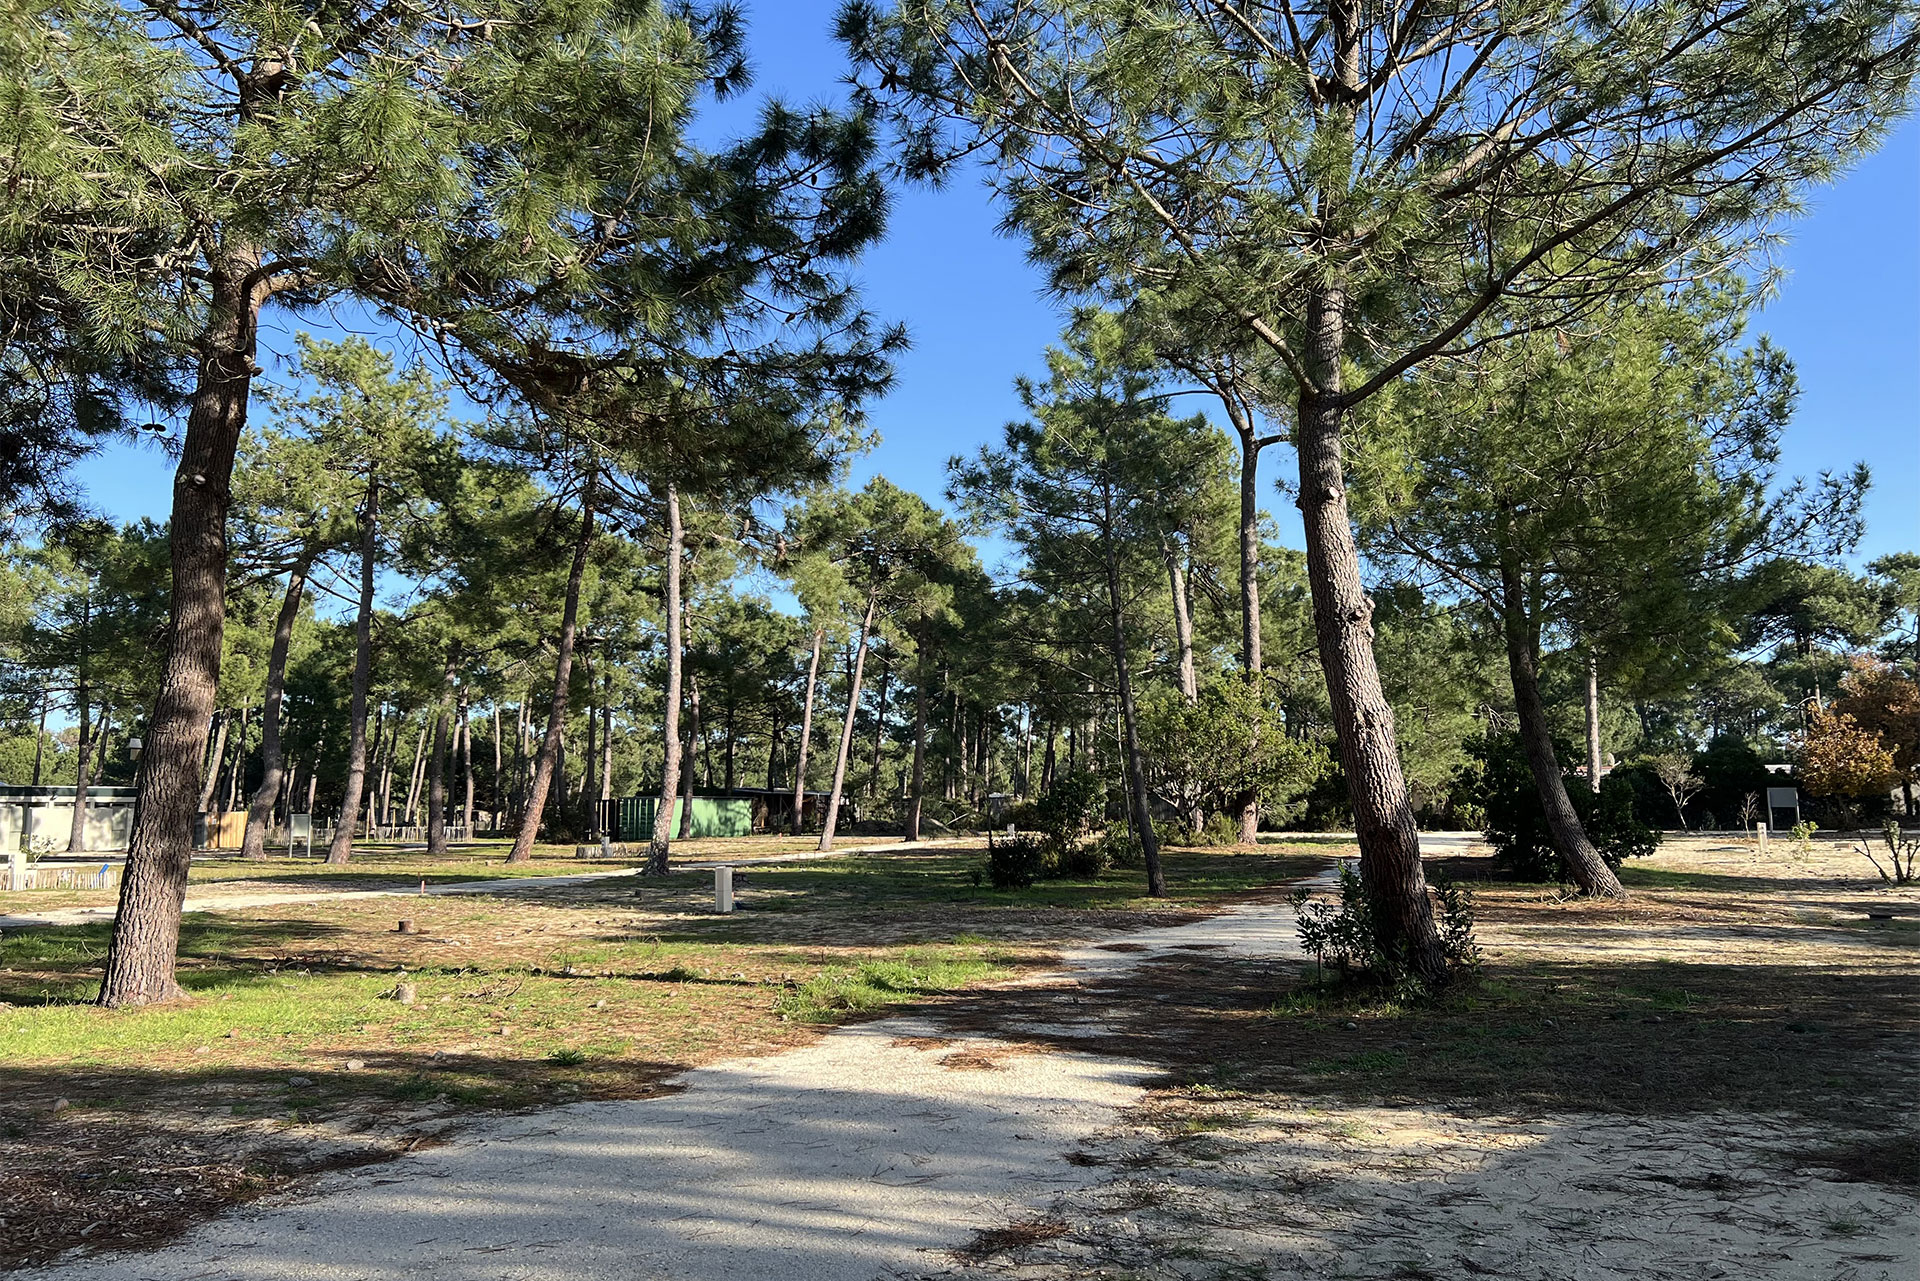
20, 899, 1315, 1280
0, 838, 980, 931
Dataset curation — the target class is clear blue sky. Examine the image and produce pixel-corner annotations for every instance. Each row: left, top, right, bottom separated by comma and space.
75, 5, 1919, 564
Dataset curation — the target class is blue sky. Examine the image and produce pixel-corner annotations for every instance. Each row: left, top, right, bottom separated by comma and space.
76, 6, 1919, 564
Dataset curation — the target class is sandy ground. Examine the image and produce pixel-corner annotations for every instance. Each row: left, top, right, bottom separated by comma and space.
908, 1102, 1919, 1281
18, 841, 1916, 1280
15, 898, 1316, 1281
0, 838, 979, 930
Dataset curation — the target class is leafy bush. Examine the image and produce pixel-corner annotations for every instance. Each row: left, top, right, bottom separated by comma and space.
1288, 862, 1479, 997
1199, 812, 1243, 847
984, 832, 1049, 889
1032, 770, 1106, 851
1465, 728, 1659, 881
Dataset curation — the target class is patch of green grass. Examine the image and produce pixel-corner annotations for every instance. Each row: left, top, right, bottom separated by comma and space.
774, 949, 1010, 1023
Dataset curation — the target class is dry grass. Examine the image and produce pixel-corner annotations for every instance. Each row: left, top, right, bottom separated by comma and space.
0, 844, 1318, 1270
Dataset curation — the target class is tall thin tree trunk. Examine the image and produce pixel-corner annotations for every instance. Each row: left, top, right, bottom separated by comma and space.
491, 704, 503, 833
31, 691, 48, 787
67, 664, 92, 854
677, 673, 701, 840
510, 489, 595, 863
867, 654, 892, 799
791, 625, 824, 836
100, 266, 262, 1007
1100, 496, 1163, 895
580, 662, 599, 837
818, 594, 878, 852
647, 484, 686, 875
328, 480, 380, 864
460, 692, 475, 836
1295, 281, 1447, 983
403, 720, 429, 825
1585, 650, 1604, 793
242, 561, 308, 859
225, 707, 249, 815
1500, 556, 1625, 897
426, 648, 457, 857
598, 682, 613, 828
1165, 543, 1198, 705
907, 639, 931, 842
371, 706, 393, 830
197, 713, 228, 816
1042, 720, 1057, 792
1229, 402, 1266, 843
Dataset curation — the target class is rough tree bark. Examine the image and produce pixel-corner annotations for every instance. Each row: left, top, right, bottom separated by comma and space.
818, 594, 877, 852
1297, 280, 1449, 986
328, 480, 380, 864
99, 265, 262, 1007
1499, 553, 1626, 898
790, 625, 824, 836
509, 488, 595, 863
242, 560, 310, 859
646, 483, 685, 875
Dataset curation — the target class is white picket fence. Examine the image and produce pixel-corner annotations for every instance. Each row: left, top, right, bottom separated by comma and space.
5, 858, 122, 892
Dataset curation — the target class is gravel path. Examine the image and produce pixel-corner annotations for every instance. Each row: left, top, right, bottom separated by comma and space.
23, 897, 1317, 1280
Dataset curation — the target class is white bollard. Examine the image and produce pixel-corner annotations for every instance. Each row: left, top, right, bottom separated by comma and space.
714, 865, 735, 914
9, 846, 24, 892
1757, 823, 1769, 857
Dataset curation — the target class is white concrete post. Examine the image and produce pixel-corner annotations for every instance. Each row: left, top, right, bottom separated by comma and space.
1757, 823, 1769, 857
9, 845, 24, 892
714, 865, 735, 913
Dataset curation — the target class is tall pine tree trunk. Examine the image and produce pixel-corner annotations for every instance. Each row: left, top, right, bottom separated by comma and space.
100, 268, 261, 1007
818, 595, 877, 852
67, 659, 92, 853
328, 479, 380, 864
906, 637, 929, 841
1227, 399, 1265, 843
646, 483, 685, 875
460, 693, 475, 835
426, 647, 457, 857
1297, 281, 1448, 986
1585, 650, 1604, 793
196, 713, 227, 816
1499, 554, 1625, 897
790, 625, 824, 836
677, 674, 700, 840
242, 560, 308, 859
867, 654, 891, 799
1100, 496, 1163, 895
509, 489, 595, 863
490, 704, 503, 833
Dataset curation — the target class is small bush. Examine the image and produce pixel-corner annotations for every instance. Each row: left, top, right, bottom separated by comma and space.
1466, 728, 1659, 881
1288, 862, 1479, 998
1198, 811, 1243, 847
985, 832, 1049, 889
1032, 771, 1106, 851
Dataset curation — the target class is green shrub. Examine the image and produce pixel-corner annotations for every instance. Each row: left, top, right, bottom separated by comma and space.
1032, 770, 1106, 852
984, 832, 1049, 888
1288, 862, 1479, 997
1199, 811, 1242, 847
1465, 728, 1659, 881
